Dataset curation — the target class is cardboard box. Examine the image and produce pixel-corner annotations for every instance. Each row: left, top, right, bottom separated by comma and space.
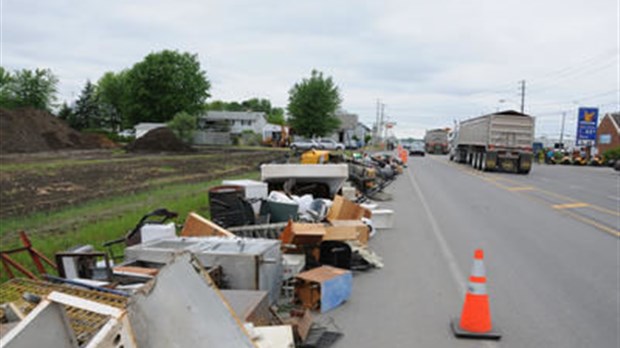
294, 265, 352, 313
280, 221, 325, 251
325, 220, 369, 245
180, 212, 236, 238
327, 195, 371, 221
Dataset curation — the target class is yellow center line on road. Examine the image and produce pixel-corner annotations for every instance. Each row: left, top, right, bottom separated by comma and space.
552, 202, 591, 209
427, 156, 620, 237
493, 175, 620, 217
589, 205, 620, 217
561, 210, 620, 238
507, 186, 535, 192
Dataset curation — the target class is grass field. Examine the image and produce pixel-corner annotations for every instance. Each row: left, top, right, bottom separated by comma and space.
0, 171, 260, 282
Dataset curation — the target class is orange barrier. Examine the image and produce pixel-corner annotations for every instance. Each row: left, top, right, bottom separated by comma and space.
451, 249, 501, 339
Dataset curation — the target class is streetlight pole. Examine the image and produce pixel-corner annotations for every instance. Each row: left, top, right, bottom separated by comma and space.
559, 112, 566, 148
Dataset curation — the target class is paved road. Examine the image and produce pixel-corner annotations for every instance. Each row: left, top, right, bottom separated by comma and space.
322, 155, 619, 347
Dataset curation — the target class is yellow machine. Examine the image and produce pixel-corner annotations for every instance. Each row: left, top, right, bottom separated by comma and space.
589, 155, 603, 166
301, 150, 330, 164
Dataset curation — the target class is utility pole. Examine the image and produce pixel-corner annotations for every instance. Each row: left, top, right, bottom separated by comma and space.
374, 99, 380, 145
519, 80, 526, 113
379, 103, 386, 142
559, 112, 566, 148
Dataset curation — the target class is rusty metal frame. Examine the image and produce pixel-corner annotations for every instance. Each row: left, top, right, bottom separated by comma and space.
1, 231, 57, 279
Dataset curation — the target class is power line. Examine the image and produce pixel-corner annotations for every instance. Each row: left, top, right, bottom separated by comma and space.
529, 57, 617, 93
527, 49, 617, 83
529, 89, 619, 107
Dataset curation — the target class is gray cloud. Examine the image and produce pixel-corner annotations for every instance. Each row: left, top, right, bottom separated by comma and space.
2, 0, 617, 138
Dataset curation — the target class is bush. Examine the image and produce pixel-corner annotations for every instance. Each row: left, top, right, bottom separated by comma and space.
83, 128, 134, 143
168, 111, 197, 144
236, 130, 262, 146
603, 146, 620, 162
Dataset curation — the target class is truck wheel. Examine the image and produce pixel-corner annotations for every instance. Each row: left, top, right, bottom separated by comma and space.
481, 153, 487, 171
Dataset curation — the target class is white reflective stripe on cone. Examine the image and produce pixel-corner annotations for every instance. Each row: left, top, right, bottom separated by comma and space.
470, 259, 486, 277
467, 282, 487, 295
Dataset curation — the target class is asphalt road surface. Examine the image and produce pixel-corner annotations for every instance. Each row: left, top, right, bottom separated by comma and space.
322, 155, 619, 348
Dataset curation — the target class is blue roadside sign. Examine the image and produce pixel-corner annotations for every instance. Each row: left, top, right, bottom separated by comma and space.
575, 107, 598, 146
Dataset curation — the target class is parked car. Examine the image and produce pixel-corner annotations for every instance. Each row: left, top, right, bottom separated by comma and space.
317, 139, 345, 151
290, 139, 320, 152
409, 141, 425, 156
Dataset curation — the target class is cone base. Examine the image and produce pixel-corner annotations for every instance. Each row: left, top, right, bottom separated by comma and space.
451, 318, 502, 340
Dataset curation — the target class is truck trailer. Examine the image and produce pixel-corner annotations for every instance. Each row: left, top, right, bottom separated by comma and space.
449, 110, 535, 174
424, 129, 449, 154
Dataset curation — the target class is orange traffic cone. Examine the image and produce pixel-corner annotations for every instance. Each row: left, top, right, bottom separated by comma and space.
451, 249, 501, 339
400, 149, 408, 166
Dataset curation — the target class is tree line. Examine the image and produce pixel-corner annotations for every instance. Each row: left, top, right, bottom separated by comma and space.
1, 50, 342, 138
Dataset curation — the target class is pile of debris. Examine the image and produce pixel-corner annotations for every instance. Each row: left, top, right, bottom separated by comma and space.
0, 108, 116, 153
126, 127, 193, 153
0, 152, 405, 347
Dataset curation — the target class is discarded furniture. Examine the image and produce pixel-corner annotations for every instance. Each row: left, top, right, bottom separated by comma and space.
124, 237, 283, 303
326, 195, 371, 222
325, 220, 370, 245
261, 163, 348, 198
126, 253, 256, 348
222, 179, 268, 215
55, 245, 113, 282
228, 222, 288, 239
295, 265, 352, 313
280, 221, 326, 253
209, 185, 255, 227
180, 212, 236, 238
102, 208, 177, 262
319, 241, 352, 270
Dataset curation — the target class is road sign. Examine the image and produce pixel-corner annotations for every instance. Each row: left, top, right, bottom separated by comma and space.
576, 107, 598, 146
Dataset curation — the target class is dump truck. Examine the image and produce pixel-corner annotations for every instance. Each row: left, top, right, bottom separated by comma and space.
449, 110, 535, 174
424, 129, 449, 154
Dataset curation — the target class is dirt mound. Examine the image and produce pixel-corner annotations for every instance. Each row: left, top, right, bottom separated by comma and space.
126, 127, 193, 152
0, 108, 115, 153
82, 133, 120, 149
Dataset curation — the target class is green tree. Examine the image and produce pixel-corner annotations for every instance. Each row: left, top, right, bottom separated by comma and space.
168, 111, 197, 144
57, 102, 74, 123
0, 68, 58, 111
242, 98, 271, 113
96, 70, 129, 131
72, 81, 101, 130
125, 50, 210, 125
226, 101, 243, 111
287, 70, 341, 138
267, 107, 285, 125
0, 67, 14, 108
205, 100, 227, 111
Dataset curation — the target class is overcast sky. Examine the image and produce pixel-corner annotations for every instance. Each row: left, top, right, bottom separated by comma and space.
2, 0, 618, 138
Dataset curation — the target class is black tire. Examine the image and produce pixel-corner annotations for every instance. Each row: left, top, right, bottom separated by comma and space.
481, 153, 487, 171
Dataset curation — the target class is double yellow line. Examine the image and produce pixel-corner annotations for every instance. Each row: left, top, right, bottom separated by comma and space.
430, 157, 620, 237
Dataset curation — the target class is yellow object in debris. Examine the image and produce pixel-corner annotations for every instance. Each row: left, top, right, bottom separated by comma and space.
301, 150, 330, 164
